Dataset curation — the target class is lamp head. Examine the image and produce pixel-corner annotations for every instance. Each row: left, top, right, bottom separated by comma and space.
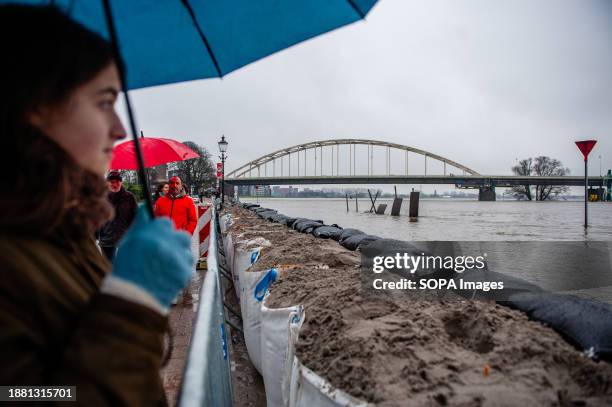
218, 135, 228, 153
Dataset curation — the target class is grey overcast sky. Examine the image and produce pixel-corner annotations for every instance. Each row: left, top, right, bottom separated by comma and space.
118, 0, 612, 188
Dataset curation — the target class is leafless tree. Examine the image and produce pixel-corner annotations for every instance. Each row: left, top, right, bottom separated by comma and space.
532, 156, 570, 200
508, 156, 569, 200
174, 141, 215, 195
510, 158, 533, 200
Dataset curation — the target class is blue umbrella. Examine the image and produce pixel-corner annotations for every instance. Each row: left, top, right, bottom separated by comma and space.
7, 0, 378, 212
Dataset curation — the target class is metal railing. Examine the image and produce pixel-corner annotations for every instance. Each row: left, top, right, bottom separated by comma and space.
178, 205, 232, 407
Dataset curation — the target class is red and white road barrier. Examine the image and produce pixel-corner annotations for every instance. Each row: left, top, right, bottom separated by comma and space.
191, 202, 212, 261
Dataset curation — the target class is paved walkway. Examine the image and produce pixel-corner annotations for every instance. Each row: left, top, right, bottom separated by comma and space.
162, 272, 201, 406
160, 266, 265, 406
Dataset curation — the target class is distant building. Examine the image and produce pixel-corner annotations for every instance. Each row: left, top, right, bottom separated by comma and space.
271, 186, 296, 197
255, 185, 271, 197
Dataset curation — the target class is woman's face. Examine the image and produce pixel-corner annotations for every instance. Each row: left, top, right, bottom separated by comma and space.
29, 64, 126, 176
162, 184, 169, 194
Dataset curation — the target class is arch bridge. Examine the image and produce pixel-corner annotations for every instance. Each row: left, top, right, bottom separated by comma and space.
224, 139, 603, 201
225, 138, 479, 179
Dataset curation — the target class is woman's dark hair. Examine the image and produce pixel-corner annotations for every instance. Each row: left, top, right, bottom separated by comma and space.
0, 5, 116, 237
154, 182, 169, 201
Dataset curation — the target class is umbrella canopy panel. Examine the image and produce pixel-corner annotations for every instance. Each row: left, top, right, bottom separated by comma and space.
110, 137, 199, 170
19, 0, 377, 89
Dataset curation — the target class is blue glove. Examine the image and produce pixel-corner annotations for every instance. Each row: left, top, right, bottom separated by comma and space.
113, 205, 194, 308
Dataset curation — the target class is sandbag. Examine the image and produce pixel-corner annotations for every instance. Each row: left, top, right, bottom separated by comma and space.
503, 292, 612, 361
254, 207, 275, 214
231, 239, 267, 300
228, 236, 269, 373
238, 268, 268, 373
219, 213, 233, 234
360, 239, 459, 281
339, 234, 381, 251
456, 268, 543, 301
295, 221, 324, 234
312, 225, 343, 239
360, 238, 421, 258
260, 211, 280, 221
256, 210, 278, 219
283, 217, 299, 227
268, 213, 289, 223
260, 299, 304, 407
288, 358, 368, 407
337, 228, 365, 241
292, 218, 323, 230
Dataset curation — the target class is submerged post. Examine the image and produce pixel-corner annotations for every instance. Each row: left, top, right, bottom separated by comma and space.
409, 191, 420, 220
368, 189, 379, 213
346, 194, 349, 212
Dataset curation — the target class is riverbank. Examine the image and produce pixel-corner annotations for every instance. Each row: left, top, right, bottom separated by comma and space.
227, 204, 612, 406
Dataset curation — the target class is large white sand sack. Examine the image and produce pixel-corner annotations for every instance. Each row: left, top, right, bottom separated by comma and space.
260, 299, 304, 407
288, 358, 368, 407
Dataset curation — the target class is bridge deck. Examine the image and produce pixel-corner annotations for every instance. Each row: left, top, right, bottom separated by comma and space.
225, 175, 605, 187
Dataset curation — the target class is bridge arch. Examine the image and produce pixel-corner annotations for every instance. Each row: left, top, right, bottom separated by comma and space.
226, 139, 479, 179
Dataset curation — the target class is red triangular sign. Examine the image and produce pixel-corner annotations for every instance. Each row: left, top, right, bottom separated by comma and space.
575, 140, 597, 160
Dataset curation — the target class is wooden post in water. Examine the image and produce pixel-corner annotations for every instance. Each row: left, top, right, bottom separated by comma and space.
409, 191, 420, 221
390, 185, 403, 216
368, 189, 378, 213
355, 194, 359, 212
346, 194, 349, 212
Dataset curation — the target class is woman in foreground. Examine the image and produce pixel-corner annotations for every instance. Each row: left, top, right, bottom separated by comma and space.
0, 5, 193, 405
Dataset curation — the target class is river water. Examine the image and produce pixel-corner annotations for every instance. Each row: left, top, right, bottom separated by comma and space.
240, 198, 612, 241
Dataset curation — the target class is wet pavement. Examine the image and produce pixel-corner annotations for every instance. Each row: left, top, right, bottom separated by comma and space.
162, 273, 200, 407
161, 265, 265, 407
224, 280, 267, 407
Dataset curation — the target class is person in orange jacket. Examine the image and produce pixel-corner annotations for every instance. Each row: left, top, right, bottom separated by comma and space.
154, 176, 197, 235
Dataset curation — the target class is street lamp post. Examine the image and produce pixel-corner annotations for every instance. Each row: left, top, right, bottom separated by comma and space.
218, 135, 228, 205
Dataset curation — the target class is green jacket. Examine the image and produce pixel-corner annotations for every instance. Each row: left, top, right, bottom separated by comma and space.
0, 231, 168, 406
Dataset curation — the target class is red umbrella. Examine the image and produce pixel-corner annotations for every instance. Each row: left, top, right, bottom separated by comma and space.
110, 137, 199, 170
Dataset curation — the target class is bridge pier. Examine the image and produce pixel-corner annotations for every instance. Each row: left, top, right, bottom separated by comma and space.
478, 186, 496, 201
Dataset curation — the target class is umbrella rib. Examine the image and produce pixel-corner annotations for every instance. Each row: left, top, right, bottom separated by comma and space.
180, 0, 223, 78
346, 0, 366, 19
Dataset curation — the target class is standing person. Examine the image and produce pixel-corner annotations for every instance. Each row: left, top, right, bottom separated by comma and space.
154, 181, 169, 202
0, 5, 194, 405
97, 171, 138, 261
154, 176, 197, 235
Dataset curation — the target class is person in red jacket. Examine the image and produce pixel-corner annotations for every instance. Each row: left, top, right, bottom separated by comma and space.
154, 176, 197, 235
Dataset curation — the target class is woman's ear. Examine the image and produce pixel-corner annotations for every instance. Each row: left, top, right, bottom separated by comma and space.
28, 105, 52, 129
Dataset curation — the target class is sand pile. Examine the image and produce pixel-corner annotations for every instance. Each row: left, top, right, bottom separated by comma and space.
228, 205, 612, 406
225, 205, 360, 272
